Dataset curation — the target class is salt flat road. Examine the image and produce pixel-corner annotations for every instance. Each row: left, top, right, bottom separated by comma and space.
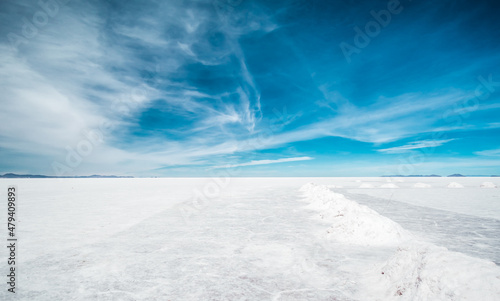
9, 180, 367, 301
341, 189, 500, 265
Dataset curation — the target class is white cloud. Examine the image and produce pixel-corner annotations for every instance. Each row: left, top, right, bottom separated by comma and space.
486, 122, 500, 129
1, 1, 493, 176
212, 156, 314, 169
475, 148, 500, 157
0, 0, 275, 175
377, 139, 456, 154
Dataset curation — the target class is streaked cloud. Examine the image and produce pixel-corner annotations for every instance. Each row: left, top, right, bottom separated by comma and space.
0, 0, 499, 176
212, 156, 314, 169
475, 149, 500, 157
377, 139, 456, 154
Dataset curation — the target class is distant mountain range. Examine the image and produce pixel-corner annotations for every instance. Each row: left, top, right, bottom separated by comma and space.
382, 174, 500, 177
382, 175, 442, 177
0, 173, 133, 178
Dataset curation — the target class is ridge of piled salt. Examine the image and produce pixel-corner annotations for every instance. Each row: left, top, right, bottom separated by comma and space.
300, 183, 411, 246
363, 242, 500, 300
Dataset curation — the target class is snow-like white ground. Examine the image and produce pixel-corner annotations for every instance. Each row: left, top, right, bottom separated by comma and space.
1, 177, 499, 300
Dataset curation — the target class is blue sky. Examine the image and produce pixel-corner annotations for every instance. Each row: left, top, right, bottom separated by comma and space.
1, 0, 500, 177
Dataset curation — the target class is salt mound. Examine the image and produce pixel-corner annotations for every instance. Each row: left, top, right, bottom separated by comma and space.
366, 242, 500, 300
413, 182, 431, 188
300, 183, 411, 246
481, 182, 497, 188
299, 182, 317, 192
447, 182, 464, 188
380, 183, 399, 188
327, 184, 343, 188
324, 210, 410, 245
300, 183, 348, 210
359, 183, 375, 188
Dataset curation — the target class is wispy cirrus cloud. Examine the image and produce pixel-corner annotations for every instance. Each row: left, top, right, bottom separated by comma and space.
475, 148, 500, 157
1, 0, 499, 176
377, 139, 456, 154
0, 0, 276, 175
212, 156, 314, 169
